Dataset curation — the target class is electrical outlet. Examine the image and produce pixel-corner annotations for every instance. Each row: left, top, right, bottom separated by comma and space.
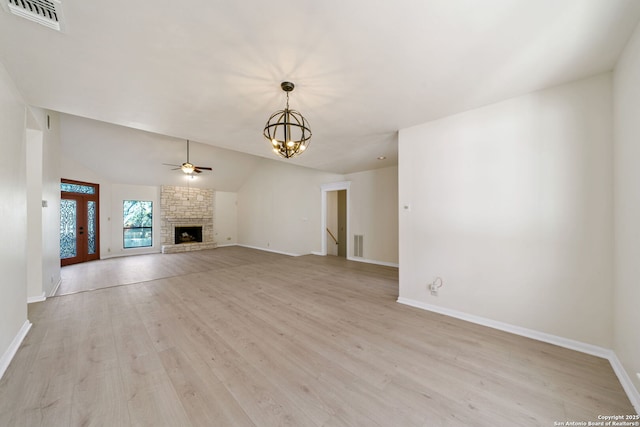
428, 283, 438, 296
428, 277, 443, 296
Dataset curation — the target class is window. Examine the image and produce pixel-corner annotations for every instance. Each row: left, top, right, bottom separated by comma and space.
123, 200, 152, 248
61, 182, 96, 194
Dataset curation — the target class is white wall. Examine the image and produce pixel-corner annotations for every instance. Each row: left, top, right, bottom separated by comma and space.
25, 108, 61, 299
237, 158, 344, 255
236, 159, 399, 265
26, 124, 44, 301
214, 191, 238, 246
0, 62, 28, 375
399, 74, 613, 347
613, 21, 640, 397
345, 166, 398, 265
40, 111, 61, 297
60, 158, 162, 258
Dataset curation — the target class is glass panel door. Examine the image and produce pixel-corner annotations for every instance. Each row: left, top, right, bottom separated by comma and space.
60, 198, 78, 260
60, 179, 100, 266
60, 193, 85, 266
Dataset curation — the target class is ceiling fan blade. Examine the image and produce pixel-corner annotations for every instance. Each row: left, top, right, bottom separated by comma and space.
162, 163, 181, 167
194, 166, 212, 171
193, 169, 202, 174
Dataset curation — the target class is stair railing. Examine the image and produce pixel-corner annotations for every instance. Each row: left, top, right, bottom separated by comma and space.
326, 228, 339, 245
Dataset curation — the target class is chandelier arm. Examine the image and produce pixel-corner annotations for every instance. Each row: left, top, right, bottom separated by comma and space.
284, 109, 289, 145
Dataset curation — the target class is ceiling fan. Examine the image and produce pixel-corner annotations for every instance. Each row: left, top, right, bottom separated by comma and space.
164, 140, 212, 174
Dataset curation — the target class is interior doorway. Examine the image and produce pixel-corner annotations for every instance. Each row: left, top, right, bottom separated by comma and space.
326, 190, 347, 257
60, 179, 100, 266
321, 181, 350, 258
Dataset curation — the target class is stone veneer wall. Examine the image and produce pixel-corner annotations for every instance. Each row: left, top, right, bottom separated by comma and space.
160, 185, 216, 253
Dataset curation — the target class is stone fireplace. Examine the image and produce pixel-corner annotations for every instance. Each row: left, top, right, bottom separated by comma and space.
160, 185, 217, 253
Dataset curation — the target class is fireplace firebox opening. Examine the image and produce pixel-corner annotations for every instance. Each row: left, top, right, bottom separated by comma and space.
174, 226, 203, 244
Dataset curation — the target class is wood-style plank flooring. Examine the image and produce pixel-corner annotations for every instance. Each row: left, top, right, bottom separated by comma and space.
1, 246, 634, 426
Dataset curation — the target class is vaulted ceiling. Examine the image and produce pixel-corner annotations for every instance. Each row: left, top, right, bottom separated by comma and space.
2, 0, 640, 179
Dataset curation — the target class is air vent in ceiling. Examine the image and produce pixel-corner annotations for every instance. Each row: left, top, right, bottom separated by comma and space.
5, 0, 62, 31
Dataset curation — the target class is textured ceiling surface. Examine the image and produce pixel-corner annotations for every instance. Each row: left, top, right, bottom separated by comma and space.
2, 0, 640, 177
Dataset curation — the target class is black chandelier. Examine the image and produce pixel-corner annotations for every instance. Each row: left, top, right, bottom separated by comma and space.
263, 81, 312, 158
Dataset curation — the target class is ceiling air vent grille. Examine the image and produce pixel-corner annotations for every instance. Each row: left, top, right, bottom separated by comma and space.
6, 0, 62, 31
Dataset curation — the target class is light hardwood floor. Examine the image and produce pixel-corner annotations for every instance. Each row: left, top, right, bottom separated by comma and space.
1, 246, 634, 426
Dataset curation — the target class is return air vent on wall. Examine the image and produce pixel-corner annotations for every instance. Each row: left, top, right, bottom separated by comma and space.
354, 235, 363, 258
4, 0, 62, 31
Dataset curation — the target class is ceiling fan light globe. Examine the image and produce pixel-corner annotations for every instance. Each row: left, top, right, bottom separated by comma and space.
181, 162, 195, 174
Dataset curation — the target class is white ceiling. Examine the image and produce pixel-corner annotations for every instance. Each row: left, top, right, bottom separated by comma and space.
58, 113, 269, 191
2, 0, 640, 176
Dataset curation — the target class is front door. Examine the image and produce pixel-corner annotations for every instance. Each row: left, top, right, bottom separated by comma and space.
60, 180, 100, 266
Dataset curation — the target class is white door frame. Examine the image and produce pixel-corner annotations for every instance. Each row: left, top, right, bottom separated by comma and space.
320, 181, 350, 256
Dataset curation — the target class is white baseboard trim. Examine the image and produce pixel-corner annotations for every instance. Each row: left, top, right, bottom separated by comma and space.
49, 277, 62, 297
347, 256, 399, 268
608, 352, 640, 414
396, 297, 640, 412
236, 244, 302, 257
0, 320, 31, 381
27, 292, 46, 304
216, 243, 237, 248
308, 253, 399, 267
397, 297, 609, 357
